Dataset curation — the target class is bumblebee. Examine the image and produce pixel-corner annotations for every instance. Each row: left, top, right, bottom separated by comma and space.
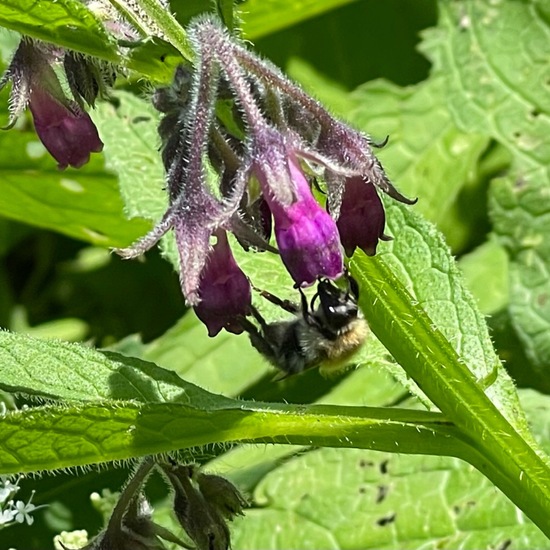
240, 274, 368, 377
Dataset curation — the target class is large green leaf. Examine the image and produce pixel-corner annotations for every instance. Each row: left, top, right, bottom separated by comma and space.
420, 0, 550, 378
0, 0, 118, 60
0, 128, 149, 247
240, 0, 361, 39
231, 388, 550, 550
232, 441, 549, 549
91, 92, 166, 222
0, 331, 469, 474
491, 177, 550, 373
349, 77, 490, 252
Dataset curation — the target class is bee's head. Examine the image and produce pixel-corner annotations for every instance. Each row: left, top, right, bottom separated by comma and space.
314, 276, 359, 332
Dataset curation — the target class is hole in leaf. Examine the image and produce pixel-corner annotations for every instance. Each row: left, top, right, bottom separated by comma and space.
379, 460, 389, 474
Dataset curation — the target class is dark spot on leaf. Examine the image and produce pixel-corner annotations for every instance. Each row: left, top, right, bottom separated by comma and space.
452, 500, 478, 516
133, 116, 151, 124
513, 131, 521, 140
359, 459, 374, 468
376, 485, 389, 504
530, 108, 540, 119
379, 460, 389, 474
376, 512, 396, 526
160, 54, 167, 62
359, 486, 367, 494
537, 293, 548, 307
514, 178, 527, 189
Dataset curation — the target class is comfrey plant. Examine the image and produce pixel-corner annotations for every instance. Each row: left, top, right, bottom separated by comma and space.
115, 17, 415, 337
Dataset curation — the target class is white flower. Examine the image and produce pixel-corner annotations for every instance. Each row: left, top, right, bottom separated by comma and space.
0, 507, 16, 525
0, 477, 19, 504
13, 491, 44, 526
14, 499, 37, 525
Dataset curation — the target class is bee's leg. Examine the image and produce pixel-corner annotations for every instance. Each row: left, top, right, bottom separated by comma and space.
297, 286, 317, 327
248, 304, 269, 329
254, 288, 300, 315
238, 313, 279, 364
346, 270, 360, 300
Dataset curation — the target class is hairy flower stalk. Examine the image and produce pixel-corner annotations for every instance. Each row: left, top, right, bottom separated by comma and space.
116, 15, 414, 336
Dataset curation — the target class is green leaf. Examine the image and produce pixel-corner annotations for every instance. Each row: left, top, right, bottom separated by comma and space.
91, 91, 166, 223
136, 312, 272, 396
0, 0, 119, 60
353, 198, 523, 428
0, 127, 150, 247
240, 0, 362, 39
232, 441, 549, 549
421, 1, 550, 163
0, 331, 475, 474
490, 175, 550, 375
349, 197, 550, 535
118, 0, 193, 61
0, 330, 230, 406
458, 238, 509, 315
420, 1, 550, 372
350, 77, 490, 252
0, 397, 469, 475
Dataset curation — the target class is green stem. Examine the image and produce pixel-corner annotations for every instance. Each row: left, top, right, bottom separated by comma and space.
120, 0, 194, 61
350, 253, 550, 536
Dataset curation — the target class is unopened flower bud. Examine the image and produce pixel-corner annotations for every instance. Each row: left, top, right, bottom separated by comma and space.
336, 176, 388, 256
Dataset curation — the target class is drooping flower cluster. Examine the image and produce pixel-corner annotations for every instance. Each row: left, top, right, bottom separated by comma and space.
68, 458, 246, 550
116, 16, 415, 336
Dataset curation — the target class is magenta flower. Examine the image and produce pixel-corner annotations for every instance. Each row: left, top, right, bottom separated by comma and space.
193, 229, 251, 336
336, 176, 388, 256
256, 147, 343, 286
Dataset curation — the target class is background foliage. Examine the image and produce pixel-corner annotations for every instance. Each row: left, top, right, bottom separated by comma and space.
1, 0, 550, 548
